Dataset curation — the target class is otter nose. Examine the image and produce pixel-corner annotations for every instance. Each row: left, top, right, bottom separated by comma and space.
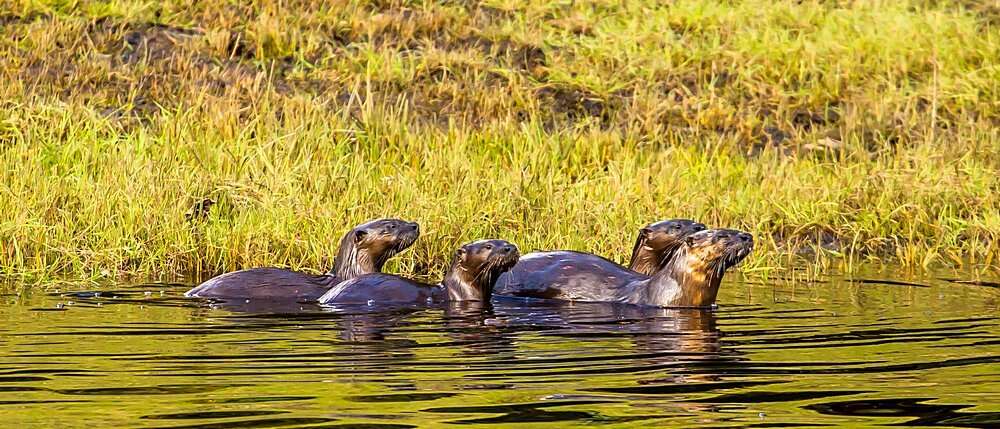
410, 222, 419, 232
501, 245, 514, 254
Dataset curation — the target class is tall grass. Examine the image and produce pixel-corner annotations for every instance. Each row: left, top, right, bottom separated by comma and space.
1, 0, 998, 282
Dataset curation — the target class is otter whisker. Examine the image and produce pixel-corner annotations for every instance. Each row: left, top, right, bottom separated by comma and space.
657, 243, 683, 269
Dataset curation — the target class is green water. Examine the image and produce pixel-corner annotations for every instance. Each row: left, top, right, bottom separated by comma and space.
1, 272, 998, 428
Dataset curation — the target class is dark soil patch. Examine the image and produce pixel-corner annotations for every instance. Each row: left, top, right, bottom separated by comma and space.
447, 35, 547, 74
503, 41, 546, 73
223, 31, 256, 61
0, 11, 52, 26
792, 107, 840, 131
117, 22, 202, 64
536, 85, 609, 123
761, 126, 791, 145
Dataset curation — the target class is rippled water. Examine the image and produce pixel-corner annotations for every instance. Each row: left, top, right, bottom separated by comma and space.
2, 271, 999, 428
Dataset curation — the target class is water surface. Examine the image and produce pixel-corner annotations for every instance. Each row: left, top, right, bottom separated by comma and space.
1, 271, 999, 428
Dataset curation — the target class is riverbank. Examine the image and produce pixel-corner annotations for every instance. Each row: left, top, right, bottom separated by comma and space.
1, 0, 998, 281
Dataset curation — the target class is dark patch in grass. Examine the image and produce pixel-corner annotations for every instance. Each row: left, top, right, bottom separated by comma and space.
224, 31, 256, 61
792, 108, 839, 131
536, 85, 609, 123
185, 198, 216, 223
762, 126, 791, 145
0, 11, 52, 26
118, 22, 202, 64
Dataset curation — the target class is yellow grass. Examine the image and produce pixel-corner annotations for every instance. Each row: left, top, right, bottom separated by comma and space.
1, 0, 998, 282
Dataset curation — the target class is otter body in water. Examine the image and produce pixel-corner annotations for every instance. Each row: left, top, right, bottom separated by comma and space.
494, 229, 752, 308
319, 240, 519, 305
497, 219, 704, 293
185, 219, 419, 301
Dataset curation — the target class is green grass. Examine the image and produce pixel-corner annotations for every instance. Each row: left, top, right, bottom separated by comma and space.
1, 0, 999, 283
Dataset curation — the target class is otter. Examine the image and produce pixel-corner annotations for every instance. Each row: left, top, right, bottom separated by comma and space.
498, 219, 704, 290
628, 219, 707, 275
184, 218, 420, 301
318, 239, 519, 305
494, 229, 753, 308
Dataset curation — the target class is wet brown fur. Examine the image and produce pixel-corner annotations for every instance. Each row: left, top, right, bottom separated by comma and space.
185, 218, 419, 300
496, 229, 753, 308
319, 240, 520, 305
627, 219, 706, 275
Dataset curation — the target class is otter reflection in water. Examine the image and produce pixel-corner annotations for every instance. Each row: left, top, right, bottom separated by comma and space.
185, 218, 420, 301
320, 300, 734, 390
495, 229, 753, 308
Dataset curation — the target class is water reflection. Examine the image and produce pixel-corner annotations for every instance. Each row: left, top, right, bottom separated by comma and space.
806, 398, 1000, 428
0, 273, 998, 428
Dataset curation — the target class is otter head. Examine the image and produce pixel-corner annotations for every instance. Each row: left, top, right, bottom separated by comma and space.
444, 239, 520, 302
664, 229, 753, 307
331, 218, 420, 279
629, 219, 706, 275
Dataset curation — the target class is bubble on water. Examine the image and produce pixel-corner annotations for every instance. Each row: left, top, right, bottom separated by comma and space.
367, 299, 375, 306
55, 303, 64, 309
144, 291, 152, 297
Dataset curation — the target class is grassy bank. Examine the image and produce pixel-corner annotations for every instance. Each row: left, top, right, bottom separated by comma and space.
1, 0, 999, 282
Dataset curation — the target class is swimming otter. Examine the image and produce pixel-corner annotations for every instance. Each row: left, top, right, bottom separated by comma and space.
494, 229, 753, 308
318, 239, 519, 305
496, 219, 704, 291
184, 218, 420, 301
627, 219, 707, 275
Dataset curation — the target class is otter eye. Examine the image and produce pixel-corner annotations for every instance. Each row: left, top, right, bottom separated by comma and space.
484, 244, 493, 251
672, 224, 681, 229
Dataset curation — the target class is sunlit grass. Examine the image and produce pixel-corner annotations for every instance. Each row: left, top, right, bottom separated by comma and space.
1, 0, 998, 282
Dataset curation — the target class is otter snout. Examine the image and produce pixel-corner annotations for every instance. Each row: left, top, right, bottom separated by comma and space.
718, 230, 753, 246
492, 241, 519, 260
484, 240, 520, 271
403, 222, 420, 239
724, 230, 755, 264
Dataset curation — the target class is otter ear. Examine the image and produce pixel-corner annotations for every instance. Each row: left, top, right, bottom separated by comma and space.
455, 248, 467, 262
354, 230, 368, 243
639, 227, 652, 237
